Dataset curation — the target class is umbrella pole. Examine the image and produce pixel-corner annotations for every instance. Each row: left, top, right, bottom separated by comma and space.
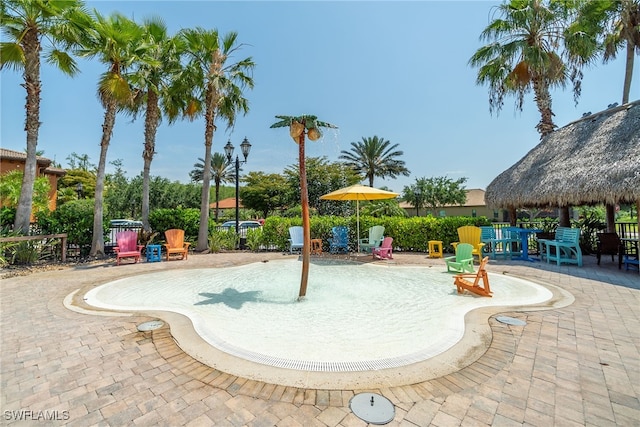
357, 200, 360, 254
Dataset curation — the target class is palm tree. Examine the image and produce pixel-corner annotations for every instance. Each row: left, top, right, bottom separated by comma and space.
271, 115, 337, 299
0, 0, 89, 233
469, 0, 583, 138
339, 136, 410, 187
566, 0, 639, 232
566, 0, 640, 104
175, 28, 254, 252
189, 153, 235, 222
128, 17, 183, 232
76, 12, 142, 256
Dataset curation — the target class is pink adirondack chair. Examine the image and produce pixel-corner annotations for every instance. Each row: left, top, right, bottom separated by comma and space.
372, 237, 393, 260
114, 230, 143, 265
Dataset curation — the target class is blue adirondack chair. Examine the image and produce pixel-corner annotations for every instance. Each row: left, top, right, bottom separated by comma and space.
328, 226, 349, 254
288, 226, 304, 254
480, 226, 496, 256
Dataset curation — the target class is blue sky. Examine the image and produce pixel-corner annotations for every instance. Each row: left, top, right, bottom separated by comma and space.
1, 1, 637, 194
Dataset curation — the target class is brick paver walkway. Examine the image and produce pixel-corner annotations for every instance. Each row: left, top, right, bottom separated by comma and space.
1, 251, 638, 426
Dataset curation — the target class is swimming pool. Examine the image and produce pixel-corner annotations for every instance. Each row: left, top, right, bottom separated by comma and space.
84, 258, 553, 376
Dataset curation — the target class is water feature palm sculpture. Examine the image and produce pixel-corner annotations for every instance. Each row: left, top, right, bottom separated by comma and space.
270, 115, 337, 299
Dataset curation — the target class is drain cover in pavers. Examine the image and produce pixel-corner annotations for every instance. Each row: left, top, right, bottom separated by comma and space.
349, 392, 394, 425
496, 316, 526, 326
137, 320, 164, 331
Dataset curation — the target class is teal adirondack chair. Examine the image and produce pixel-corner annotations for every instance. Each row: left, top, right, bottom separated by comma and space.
543, 227, 583, 266
445, 243, 475, 273
288, 226, 304, 254
359, 225, 385, 253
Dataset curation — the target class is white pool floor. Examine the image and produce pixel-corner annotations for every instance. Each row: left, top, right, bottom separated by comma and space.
84, 259, 552, 372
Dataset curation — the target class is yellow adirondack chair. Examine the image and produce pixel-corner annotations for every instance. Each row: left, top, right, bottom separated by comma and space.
164, 229, 190, 261
451, 226, 485, 263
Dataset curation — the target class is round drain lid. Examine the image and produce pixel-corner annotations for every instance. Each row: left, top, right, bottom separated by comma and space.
496, 316, 526, 326
349, 392, 394, 425
137, 320, 164, 331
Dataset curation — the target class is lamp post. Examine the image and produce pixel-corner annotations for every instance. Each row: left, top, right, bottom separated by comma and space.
413, 187, 422, 217
224, 137, 251, 248
76, 182, 83, 199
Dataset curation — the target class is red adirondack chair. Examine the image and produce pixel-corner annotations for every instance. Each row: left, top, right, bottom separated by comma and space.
372, 237, 393, 260
114, 230, 143, 265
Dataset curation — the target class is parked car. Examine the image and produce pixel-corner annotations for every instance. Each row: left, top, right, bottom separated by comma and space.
219, 220, 262, 230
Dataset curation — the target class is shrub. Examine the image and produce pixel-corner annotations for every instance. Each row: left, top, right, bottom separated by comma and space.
36, 199, 97, 256
149, 208, 203, 241
208, 229, 237, 252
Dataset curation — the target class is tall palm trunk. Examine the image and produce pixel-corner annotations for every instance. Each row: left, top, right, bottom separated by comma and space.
13, 28, 41, 233
196, 95, 216, 252
142, 90, 160, 232
214, 179, 221, 222
90, 101, 117, 257
298, 131, 310, 299
532, 77, 556, 138
622, 42, 635, 104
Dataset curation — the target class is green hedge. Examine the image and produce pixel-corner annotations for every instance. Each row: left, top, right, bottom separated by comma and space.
254, 215, 491, 253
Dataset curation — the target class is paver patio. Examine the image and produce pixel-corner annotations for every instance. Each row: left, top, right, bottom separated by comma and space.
1, 251, 638, 426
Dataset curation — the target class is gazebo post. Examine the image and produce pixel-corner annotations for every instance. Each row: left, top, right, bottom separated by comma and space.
559, 206, 571, 227
637, 200, 639, 235
605, 204, 616, 233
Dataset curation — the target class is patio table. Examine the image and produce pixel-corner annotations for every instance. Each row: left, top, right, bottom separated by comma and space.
505, 227, 543, 262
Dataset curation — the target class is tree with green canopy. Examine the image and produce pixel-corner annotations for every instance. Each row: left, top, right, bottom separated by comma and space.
0, 170, 50, 215
128, 17, 184, 232
76, 11, 142, 257
271, 115, 337, 299
239, 172, 289, 219
403, 176, 468, 216
338, 136, 410, 188
0, 0, 89, 233
469, 0, 584, 138
174, 28, 254, 251
189, 153, 236, 222
566, 0, 640, 104
283, 156, 361, 215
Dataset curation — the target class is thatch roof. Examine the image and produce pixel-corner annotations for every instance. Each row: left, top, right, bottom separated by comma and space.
485, 100, 640, 208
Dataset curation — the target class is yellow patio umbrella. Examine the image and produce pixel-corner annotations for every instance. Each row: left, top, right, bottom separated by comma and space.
320, 184, 399, 253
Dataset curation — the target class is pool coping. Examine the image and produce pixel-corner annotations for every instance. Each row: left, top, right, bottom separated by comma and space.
67, 267, 574, 390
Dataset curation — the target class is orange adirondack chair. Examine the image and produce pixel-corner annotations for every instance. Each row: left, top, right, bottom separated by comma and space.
114, 230, 143, 265
164, 229, 190, 261
451, 225, 485, 263
372, 237, 393, 260
454, 256, 492, 297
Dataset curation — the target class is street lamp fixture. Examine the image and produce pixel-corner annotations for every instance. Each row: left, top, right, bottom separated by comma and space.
224, 137, 251, 247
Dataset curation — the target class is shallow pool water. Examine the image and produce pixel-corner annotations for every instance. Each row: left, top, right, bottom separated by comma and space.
85, 259, 552, 371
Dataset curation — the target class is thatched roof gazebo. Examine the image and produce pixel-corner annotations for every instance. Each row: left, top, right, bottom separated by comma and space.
485, 100, 640, 230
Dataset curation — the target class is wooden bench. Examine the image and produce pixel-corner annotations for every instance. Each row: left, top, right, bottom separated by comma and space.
0, 233, 68, 262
